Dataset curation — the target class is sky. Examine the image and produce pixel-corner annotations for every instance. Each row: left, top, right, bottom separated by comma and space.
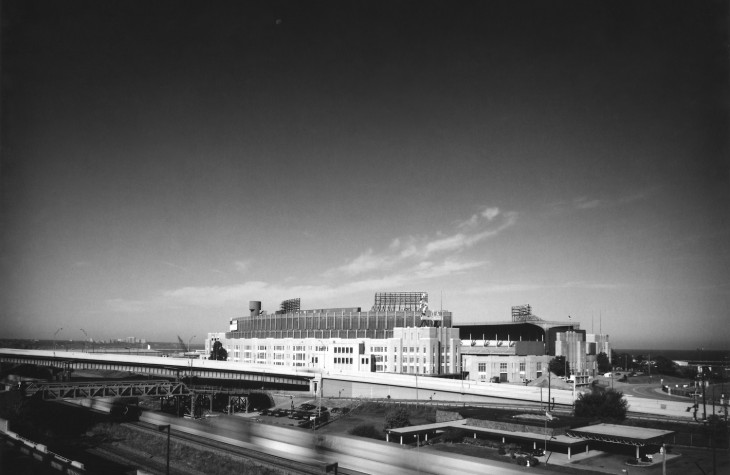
1, 1, 728, 349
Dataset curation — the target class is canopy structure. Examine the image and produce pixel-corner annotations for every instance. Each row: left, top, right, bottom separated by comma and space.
566, 423, 674, 459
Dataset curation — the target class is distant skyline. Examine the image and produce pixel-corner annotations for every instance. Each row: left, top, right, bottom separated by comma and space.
2, 1, 728, 350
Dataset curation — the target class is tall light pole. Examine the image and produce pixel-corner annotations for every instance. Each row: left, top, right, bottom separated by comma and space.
157, 424, 170, 475
80, 328, 89, 352
53, 328, 63, 354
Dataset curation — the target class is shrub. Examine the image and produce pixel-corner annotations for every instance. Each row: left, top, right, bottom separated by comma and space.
441, 428, 468, 443
348, 424, 384, 440
498, 447, 507, 455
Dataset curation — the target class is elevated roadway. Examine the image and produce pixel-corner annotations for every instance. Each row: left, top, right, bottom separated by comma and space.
0, 348, 696, 420
0, 348, 311, 390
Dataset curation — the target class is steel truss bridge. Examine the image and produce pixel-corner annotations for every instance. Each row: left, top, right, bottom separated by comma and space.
22, 379, 191, 400
17, 379, 271, 417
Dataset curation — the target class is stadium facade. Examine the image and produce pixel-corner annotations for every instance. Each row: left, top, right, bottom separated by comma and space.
206, 296, 610, 383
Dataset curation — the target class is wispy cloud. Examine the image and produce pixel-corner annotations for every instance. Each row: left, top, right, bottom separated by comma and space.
548, 189, 654, 213
161, 261, 190, 273
332, 206, 516, 277
106, 205, 515, 314
105, 298, 152, 313
234, 259, 253, 273
459, 281, 624, 295
573, 197, 602, 209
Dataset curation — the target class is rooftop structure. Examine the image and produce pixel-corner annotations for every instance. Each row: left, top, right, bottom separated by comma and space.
372, 292, 428, 312
278, 298, 301, 314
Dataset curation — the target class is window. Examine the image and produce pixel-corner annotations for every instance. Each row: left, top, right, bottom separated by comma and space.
500, 362, 507, 371
478, 363, 486, 372
519, 362, 526, 372
536, 362, 542, 371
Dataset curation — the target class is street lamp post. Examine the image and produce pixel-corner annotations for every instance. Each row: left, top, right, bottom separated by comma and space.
157, 424, 171, 475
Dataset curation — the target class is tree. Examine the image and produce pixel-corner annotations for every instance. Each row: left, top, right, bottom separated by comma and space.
549, 356, 570, 377
349, 424, 384, 440
574, 387, 628, 421
596, 352, 611, 373
384, 407, 410, 430
653, 355, 676, 375
209, 341, 228, 361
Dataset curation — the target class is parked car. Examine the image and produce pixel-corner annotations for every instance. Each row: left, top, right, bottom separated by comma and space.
309, 411, 330, 423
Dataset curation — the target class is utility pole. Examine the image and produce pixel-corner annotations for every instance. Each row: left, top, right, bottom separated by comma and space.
702, 366, 707, 421
648, 352, 651, 379
548, 370, 551, 410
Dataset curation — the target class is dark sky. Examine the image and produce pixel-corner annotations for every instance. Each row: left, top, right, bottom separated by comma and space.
2, 1, 728, 348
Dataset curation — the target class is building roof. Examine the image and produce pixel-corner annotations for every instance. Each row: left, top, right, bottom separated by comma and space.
566, 423, 674, 446
386, 419, 585, 447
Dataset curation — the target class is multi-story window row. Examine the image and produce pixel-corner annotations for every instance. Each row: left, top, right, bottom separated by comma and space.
225, 310, 453, 340
208, 325, 461, 376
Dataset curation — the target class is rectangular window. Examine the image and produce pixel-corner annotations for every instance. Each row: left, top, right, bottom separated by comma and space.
478, 363, 486, 372
500, 362, 507, 371
536, 362, 542, 371
519, 362, 526, 372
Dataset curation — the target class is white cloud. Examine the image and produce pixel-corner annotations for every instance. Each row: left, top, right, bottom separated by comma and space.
458, 206, 500, 228
481, 207, 500, 221
330, 249, 392, 277
234, 259, 253, 273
